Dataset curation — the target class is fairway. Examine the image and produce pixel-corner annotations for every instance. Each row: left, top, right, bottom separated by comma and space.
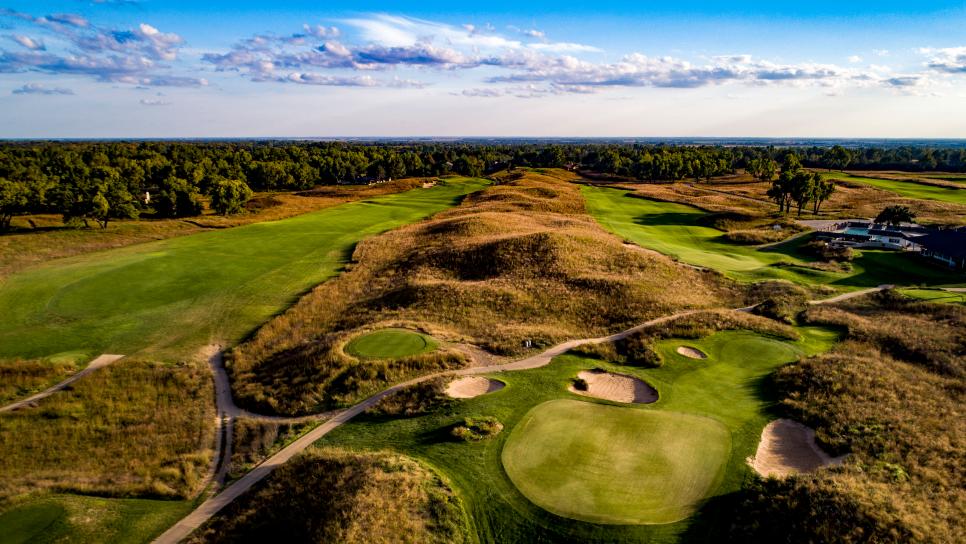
502, 399, 731, 525
0, 178, 487, 361
344, 328, 438, 359
825, 172, 966, 204
581, 184, 964, 289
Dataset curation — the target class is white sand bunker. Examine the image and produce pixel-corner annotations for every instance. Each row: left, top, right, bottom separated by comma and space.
676, 346, 708, 359
749, 419, 846, 478
446, 377, 505, 399
568, 369, 658, 404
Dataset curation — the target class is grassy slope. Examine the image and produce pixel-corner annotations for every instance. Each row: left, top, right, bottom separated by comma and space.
502, 399, 730, 525
313, 327, 837, 543
581, 184, 964, 290
345, 329, 439, 359
826, 172, 966, 204
0, 178, 488, 362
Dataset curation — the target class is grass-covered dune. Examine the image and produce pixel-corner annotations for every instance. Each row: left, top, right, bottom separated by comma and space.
187, 449, 469, 544
732, 291, 966, 542
228, 170, 740, 415
0, 177, 488, 363
581, 184, 965, 289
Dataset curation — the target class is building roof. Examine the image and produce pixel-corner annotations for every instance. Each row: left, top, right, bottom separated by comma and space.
917, 228, 966, 260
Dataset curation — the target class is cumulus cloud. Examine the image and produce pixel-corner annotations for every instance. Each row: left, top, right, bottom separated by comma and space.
0, 8, 203, 87
12, 82, 73, 95
921, 47, 966, 74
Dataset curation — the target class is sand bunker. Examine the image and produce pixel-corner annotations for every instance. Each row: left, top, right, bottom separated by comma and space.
568, 369, 658, 404
676, 346, 708, 359
749, 419, 846, 478
446, 377, 505, 399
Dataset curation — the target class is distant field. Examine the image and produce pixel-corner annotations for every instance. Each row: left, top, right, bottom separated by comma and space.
826, 172, 966, 204
581, 185, 965, 290
899, 288, 966, 305
0, 178, 488, 362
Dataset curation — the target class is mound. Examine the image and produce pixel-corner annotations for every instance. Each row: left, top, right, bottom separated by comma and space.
676, 346, 708, 359
502, 399, 731, 525
188, 449, 467, 544
344, 329, 438, 359
749, 419, 844, 478
445, 377, 505, 399
568, 369, 657, 404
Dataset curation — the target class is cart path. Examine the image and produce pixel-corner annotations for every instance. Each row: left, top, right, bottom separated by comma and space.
155, 286, 890, 544
0, 354, 125, 413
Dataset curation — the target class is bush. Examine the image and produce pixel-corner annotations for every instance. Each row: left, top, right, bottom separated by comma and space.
804, 239, 855, 262
747, 281, 809, 324
209, 179, 254, 216
572, 377, 589, 391
367, 378, 452, 418
450, 416, 503, 441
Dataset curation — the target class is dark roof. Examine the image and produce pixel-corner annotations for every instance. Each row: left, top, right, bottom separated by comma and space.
917, 228, 966, 260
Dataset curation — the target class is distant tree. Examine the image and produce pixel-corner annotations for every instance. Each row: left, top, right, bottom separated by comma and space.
748, 157, 778, 181
154, 176, 203, 218
0, 178, 30, 229
823, 145, 854, 171
209, 179, 253, 216
875, 205, 916, 227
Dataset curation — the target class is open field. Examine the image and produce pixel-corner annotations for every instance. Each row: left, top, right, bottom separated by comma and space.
0, 178, 432, 278
825, 171, 966, 204
345, 329, 439, 359
227, 170, 739, 415
502, 399, 730, 525
581, 184, 965, 289
309, 324, 837, 542
0, 178, 488, 362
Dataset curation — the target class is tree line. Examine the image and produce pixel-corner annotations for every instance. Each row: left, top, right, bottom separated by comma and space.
0, 141, 962, 229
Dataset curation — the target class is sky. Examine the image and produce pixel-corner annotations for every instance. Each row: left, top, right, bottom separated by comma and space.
1, 1, 966, 138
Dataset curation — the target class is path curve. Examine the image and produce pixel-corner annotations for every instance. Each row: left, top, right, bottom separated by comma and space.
0, 354, 125, 413
808, 285, 893, 305
155, 285, 890, 543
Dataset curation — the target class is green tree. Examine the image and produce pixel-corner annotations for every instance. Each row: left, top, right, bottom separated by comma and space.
154, 176, 203, 218
811, 176, 836, 214
0, 178, 30, 230
209, 178, 253, 216
875, 205, 916, 227
823, 145, 853, 171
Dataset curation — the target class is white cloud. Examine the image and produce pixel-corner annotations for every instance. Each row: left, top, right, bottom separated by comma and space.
12, 82, 73, 95
920, 46, 966, 74
139, 98, 170, 106
847, 55, 862, 63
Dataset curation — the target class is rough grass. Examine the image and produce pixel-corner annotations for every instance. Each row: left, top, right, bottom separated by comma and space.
581, 184, 966, 289
823, 171, 966, 205
187, 448, 469, 544
0, 179, 428, 278
345, 329, 439, 359
0, 360, 214, 502
0, 178, 488, 363
226, 419, 316, 481
0, 351, 89, 404
730, 292, 966, 543
228, 171, 740, 415
502, 399, 731, 525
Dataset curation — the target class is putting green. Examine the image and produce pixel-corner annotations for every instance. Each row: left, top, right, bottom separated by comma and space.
501, 399, 731, 525
344, 328, 438, 359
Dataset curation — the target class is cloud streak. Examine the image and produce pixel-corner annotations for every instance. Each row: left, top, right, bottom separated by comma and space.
12, 82, 73, 95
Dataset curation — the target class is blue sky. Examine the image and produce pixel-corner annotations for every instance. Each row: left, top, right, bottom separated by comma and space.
1, 1, 965, 137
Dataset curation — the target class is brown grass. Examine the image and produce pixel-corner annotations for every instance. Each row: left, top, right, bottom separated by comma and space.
226, 419, 315, 481
731, 292, 966, 542
0, 358, 84, 404
227, 171, 740, 415
188, 448, 468, 544
0, 360, 214, 502
0, 178, 425, 277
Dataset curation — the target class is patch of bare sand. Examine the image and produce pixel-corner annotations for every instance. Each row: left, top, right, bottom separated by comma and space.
676, 346, 707, 359
749, 418, 846, 478
446, 377, 505, 399
568, 369, 657, 404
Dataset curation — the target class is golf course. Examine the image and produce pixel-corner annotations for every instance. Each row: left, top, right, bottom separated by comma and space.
0, 178, 487, 362
823, 172, 966, 204
345, 329, 439, 359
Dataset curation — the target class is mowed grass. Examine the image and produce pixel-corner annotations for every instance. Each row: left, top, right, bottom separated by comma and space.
581, 184, 965, 289
0, 494, 193, 544
313, 326, 839, 543
899, 288, 966, 305
502, 399, 730, 525
824, 171, 966, 204
344, 329, 439, 359
0, 178, 487, 362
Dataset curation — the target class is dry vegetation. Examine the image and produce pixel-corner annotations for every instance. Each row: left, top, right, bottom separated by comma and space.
226, 419, 316, 481
0, 358, 84, 404
365, 378, 454, 418
0, 360, 214, 502
0, 178, 426, 277
613, 174, 966, 225
227, 170, 740, 415
730, 291, 966, 543
188, 448, 468, 544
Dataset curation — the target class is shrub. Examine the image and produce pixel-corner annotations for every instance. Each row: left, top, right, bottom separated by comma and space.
367, 378, 452, 418
571, 377, 589, 391
804, 239, 855, 262
450, 416, 503, 441
747, 281, 809, 324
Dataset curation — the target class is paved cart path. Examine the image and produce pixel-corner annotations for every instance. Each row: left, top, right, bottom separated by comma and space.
0, 354, 125, 413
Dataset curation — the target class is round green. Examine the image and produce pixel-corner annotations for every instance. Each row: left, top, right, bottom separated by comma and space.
501, 399, 731, 525
344, 328, 438, 359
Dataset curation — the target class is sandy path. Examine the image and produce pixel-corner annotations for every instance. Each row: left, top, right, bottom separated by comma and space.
568, 369, 657, 404
808, 285, 892, 305
749, 419, 845, 477
445, 377, 505, 398
0, 354, 125, 413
